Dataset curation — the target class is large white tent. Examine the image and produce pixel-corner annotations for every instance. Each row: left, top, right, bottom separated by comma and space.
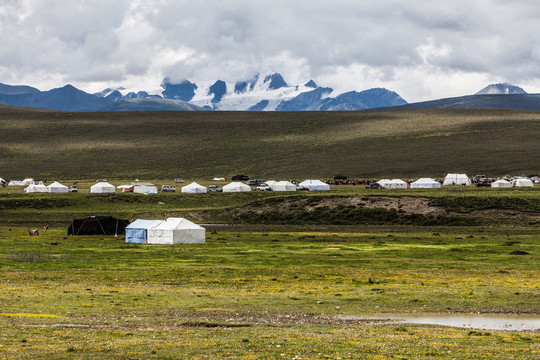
514, 178, 534, 187
377, 179, 392, 188
272, 181, 296, 192
181, 182, 207, 193
8, 180, 25, 186
298, 180, 330, 191
24, 184, 48, 193
90, 182, 116, 194
126, 219, 163, 244
378, 179, 407, 189
24, 185, 49, 193
223, 182, 251, 192
147, 218, 206, 244
47, 181, 69, 193
410, 178, 441, 189
442, 174, 471, 186
133, 183, 158, 194
491, 179, 512, 188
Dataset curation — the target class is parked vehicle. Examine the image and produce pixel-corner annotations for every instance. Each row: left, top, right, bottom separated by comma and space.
256, 183, 272, 191
161, 184, 176, 192
232, 174, 249, 181
174, 178, 184, 183
365, 182, 384, 189
247, 179, 265, 186
208, 185, 223, 192
69, 186, 78, 193
476, 182, 491, 187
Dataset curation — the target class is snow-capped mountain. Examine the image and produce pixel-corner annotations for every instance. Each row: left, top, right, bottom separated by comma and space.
175, 73, 327, 111
161, 73, 407, 111
0, 73, 408, 111
475, 83, 527, 95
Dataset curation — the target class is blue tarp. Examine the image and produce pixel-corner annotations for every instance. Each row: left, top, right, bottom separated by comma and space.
125, 219, 163, 243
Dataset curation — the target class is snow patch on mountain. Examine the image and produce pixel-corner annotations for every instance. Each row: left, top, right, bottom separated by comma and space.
475, 83, 527, 95
188, 73, 327, 110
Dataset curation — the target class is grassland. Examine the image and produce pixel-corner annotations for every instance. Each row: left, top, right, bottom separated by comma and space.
1, 105, 540, 358
0, 227, 538, 359
1, 106, 540, 179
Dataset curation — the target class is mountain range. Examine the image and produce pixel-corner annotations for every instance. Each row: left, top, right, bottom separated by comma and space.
0, 76, 535, 112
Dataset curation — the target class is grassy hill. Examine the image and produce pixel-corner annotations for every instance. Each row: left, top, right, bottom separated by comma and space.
1, 105, 540, 179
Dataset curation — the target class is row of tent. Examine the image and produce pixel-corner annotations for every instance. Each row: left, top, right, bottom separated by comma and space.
378, 174, 535, 189
25, 181, 70, 193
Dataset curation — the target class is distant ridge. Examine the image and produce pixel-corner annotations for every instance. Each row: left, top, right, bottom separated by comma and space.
382, 94, 540, 111
98, 98, 205, 112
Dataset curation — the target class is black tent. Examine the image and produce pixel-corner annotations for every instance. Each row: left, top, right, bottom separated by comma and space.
67, 216, 129, 236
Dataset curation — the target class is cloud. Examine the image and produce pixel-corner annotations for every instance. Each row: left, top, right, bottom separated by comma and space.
1, 0, 540, 100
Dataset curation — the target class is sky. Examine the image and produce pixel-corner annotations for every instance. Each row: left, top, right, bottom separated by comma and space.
1, 0, 540, 102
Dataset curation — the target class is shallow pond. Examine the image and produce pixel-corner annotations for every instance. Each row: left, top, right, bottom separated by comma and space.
340, 314, 540, 331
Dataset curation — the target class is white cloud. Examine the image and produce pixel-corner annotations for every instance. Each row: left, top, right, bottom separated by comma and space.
1, 0, 540, 101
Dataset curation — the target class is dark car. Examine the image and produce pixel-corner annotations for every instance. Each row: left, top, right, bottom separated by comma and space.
476, 182, 491, 187
365, 182, 384, 189
232, 174, 249, 181
208, 185, 223, 192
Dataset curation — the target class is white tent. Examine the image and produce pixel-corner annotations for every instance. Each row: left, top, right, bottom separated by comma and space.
265, 180, 277, 188
491, 179, 512, 188
410, 178, 441, 189
126, 219, 163, 244
223, 182, 251, 192
22, 178, 34, 186
377, 179, 407, 189
298, 180, 330, 191
181, 182, 207, 193
8, 180, 25, 186
514, 178, 534, 187
47, 181, 69, 193
442, 174, 471, 186
377, 179, 392, 188
133, 184, 158, 194
90, 182, 116, 194
272, 181, 296, 192
389, 179, 408, 189
24, 184, 48, 193
147, 218, 206, 244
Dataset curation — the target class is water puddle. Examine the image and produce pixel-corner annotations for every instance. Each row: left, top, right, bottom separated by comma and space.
339, 314, 540, 331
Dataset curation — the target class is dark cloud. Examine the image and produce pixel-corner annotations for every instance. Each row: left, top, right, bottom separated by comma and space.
0, 0, 539, 101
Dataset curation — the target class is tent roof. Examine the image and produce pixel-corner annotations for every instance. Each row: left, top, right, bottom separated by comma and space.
126, 219, 163, 229
275, 181, 294, 185
92, 181, 114, 187
413, 178, 438, 183
299, 179, 326, 185
183, 182, 206, 189
49, 181, 67, 187
223, 182, 251, 188
153, 217, 204, 230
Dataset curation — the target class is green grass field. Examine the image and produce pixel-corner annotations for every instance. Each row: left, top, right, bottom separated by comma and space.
0, 227, 538, 359
1, 106, 540, 179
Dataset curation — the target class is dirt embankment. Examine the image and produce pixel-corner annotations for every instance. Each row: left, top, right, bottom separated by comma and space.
208, 195, 540, 226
